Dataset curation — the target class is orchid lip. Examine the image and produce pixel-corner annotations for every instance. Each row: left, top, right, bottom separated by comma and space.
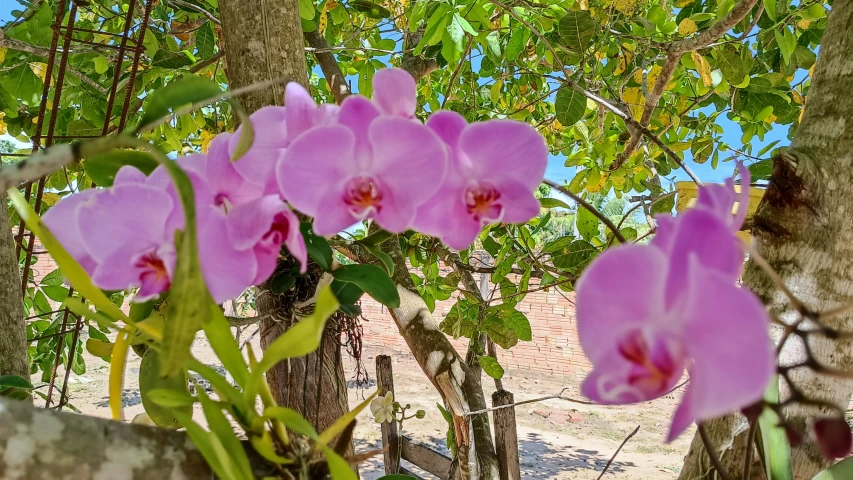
464, 180, 504, 224
343, 176, 383, 217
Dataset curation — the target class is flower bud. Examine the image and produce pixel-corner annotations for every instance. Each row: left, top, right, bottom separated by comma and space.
785, 425, 803, 448
740, 401, 764, 423
813, 417, 853, 459
415, 410, 426, 419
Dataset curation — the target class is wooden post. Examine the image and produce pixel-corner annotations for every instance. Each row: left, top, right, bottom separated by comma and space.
376, 355, 401, 474
492, 389, 521, 480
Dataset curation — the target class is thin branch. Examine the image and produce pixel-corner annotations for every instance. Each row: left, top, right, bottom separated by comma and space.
465, 387, 595, 417
441, 35, 475, 109
749, 246, 804, 312
304, 30, 351, 104
596, 425, 641, 480
698, 423, 735, 480
227, 315, 261, 327
0, 34, 108, 95
544, 178, 627, 243
670, 0, 761, 55
166, 0, 221, 25
742, 419, 758, 480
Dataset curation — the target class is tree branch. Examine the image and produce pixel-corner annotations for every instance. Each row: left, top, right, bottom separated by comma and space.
166, 0, 221, 25
0, 33, 108, 95
303, 30, 351, 104
611, 0, 761, 169
544, 179, 627, 243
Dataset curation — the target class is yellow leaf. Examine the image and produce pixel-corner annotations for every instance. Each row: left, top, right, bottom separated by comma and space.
200, 130, 215, 153
676, 0, 694, 6
110, 331, 131, 421
29, 62, 48, 82
613, 0, 637, 15
585, 173, 606, 193
797, 18, 811, 30
691, 52, 713, 87
0, 47, 6, 64
318, 9, 328, 34
326, 0, 338, 9
578, 0, 589, 10
0, 112, 6, 136
809, 64, 815, 78
595, 51, 606, 61
792, 90, 803, 105
614, 52, 632, 75
764, 114, 777, 124
634, 64, 663, 88
41, 192, 61, 206
622, 87, 645, 120
657, 110, 672, 127
678, 18, 697, 36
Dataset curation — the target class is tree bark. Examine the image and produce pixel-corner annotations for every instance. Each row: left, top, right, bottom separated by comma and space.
0, 397, 277, 479
218, 0, 352, 456
0, 200, 28, 381
680, 2, 853, 478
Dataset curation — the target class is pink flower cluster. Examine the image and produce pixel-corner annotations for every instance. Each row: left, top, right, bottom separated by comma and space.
575, 164, 775, 441
44, 68, 548, 303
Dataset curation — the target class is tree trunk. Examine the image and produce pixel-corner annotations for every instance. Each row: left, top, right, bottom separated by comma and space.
218, 0, 351, 454
680, 2, 853, 478
0, 200, 27, 381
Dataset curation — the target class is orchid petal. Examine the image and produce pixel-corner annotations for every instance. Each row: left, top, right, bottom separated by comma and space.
277, 125, 356, 216
198, 209, 258, 303
373, 68, 417, 118
42, 189, 99, 273
230, 106, 288, 186
426, 110, 468, 151
113, 165, 147, 185
458, 120, 548, 190
285, 82, 319, 140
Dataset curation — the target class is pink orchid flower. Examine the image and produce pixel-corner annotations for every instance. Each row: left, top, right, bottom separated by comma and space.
42, 189, 101, 275
229, 82, 338, 192
576, 170, 773, 441
651, 163, 751, 298
74, 182, 178, 301
413, 111, 548, 250
277, 95, 448, 236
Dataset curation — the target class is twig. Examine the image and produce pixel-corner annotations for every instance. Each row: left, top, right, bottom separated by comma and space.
742, 419, 758, 480
465, 387, 594, 417
698, 423, 735, 480
441, 35, 475, 109
596, 425, 641, 480
544, 178, 627, 243
167, 0, 221, 25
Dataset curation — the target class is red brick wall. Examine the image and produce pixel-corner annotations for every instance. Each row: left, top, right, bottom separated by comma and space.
359, 271, 592, 381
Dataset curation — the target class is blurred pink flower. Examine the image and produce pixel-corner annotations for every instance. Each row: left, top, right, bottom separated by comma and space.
576, 164, 773, 441
413, 111, 548, 250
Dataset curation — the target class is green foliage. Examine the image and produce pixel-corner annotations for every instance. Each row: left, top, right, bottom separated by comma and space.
759, 377, 794, 480
139, 350, 193, 428
84, 150, 159, 186
812, 457, 853, 480
332, 264, 400, 308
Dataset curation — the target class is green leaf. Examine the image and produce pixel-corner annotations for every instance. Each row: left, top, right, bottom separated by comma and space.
227, 99, 254, 161
651, 194, 676, 215
759, 376, 793, 480
84, 150, 158, 186
763, 0, 777, 21
360, 229, 393, 245
151, 50, 195, 69
555, 88, 587, 126
139, 350, 193, 428
173, 411, 234, 480
550, 239, 597, 270
8, 190, 128, 323
317, 391, 377, 448
416, 5, 451, 55
298, 0, 315, 20
441, 15, 466, 65
539, 197, 571, 210
195, 387, 254, 480
137, 75, 222, 130
813, 457, 853, 480
256, 285, 339, 374
93, 55, 109, 75
558, 11, 596, 52
264, 406, 319, 440
349, 0, 391, 19
331, 279, 364, 305
0, 375, 33, 390
775, 28, 796, 66
195, 22, 216, 60
332, 264, 400, 308
363, 243, 395, 276
576, 205, 600, 240
325, 447, 358, 480
506, 28, 527, 62
477, 356, 505, 379
41, 285, 68, 302
301, 222, 333, 271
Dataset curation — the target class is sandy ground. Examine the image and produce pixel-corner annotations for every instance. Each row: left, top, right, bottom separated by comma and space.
55, 330, 693, 479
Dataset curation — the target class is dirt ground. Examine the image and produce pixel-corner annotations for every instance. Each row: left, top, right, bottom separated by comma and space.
57, 330, 694, 479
